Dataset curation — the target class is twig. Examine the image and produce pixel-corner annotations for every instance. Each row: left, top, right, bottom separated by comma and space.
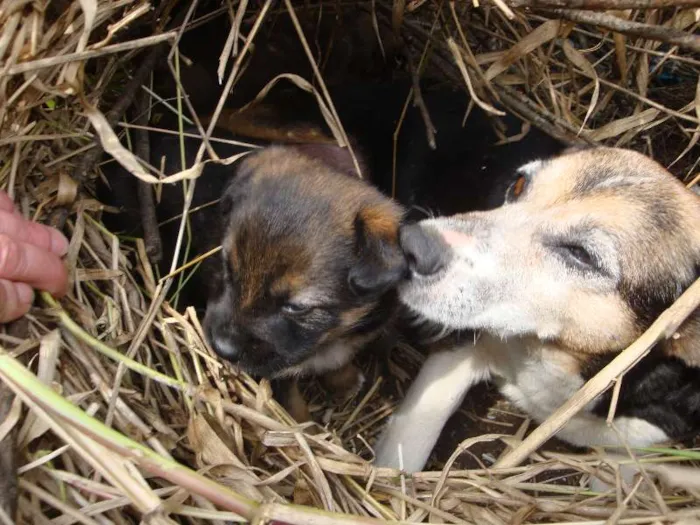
548, 9, 700, 54
133, 87, 163, 263
75, 43, 167, 184
496, 277, 700, 469
404, 45, 437, 150
508, 0, 700, 8
496, 85, 594, 145
4, 32, 175, 76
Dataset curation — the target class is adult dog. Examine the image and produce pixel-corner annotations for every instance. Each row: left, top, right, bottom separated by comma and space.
374, 146, 700, 473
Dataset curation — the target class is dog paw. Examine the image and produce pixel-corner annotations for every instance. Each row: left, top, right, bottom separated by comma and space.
321, 363, 366, 402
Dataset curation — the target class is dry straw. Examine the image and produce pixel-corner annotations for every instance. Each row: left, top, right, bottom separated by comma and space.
0, 0, 699, 523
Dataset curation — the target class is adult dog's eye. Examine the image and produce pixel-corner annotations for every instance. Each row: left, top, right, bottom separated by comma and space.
505, 174, 528, 203
558, 243, 596, 269
281, 303, 311, 315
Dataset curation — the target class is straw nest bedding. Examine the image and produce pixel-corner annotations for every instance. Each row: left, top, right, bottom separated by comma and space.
0, 0, 699, 523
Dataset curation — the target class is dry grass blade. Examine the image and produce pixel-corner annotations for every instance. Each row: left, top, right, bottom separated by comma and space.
509, 0, 700, 8
550, 9, 700, 53
447, 38, 505, 116
217, 0, 248, 84
40, 293, 189, 390
282, 0, 364, 179
587, 107, 660, 141
85, 104, 206, 184
0, 348, 257, 519
5, 33, 176, 76
561, 39, 600, 133
484, 19, 561, 81
0, 345, 433, 525
244, 74, 349, 148
670, 75, 700, 167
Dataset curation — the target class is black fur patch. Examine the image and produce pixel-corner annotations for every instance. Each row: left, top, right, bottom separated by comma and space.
619, 264, 697, 329
584, 348, 700, 440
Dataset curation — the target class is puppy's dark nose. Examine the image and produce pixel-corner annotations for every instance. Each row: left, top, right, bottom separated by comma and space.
207, 325, 240, 362
399, 223, 450, 276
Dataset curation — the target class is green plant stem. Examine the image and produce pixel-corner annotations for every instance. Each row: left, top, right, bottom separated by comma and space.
40, 292, 187, 391
0, 349, 256, 519
0, 350, 415, 525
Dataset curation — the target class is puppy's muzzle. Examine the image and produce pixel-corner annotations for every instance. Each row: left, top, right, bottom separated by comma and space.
400, 223, 452, 277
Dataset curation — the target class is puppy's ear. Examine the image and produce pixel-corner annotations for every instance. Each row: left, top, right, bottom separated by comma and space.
348, 205, 407, 298
219, 186, 236, 218
294, 141, 368, 179
219, 159, 257, 217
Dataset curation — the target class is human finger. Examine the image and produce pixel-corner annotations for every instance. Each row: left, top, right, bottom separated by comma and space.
0, 234, 69, 296
0, 210, 69, 256
0, 191, 16, 213
0, 280, 34, 323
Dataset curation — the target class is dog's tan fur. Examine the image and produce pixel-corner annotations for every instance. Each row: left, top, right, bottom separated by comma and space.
375, 147, 700, 473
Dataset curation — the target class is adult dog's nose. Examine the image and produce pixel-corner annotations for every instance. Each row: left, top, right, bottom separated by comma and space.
399, 223, 451, 277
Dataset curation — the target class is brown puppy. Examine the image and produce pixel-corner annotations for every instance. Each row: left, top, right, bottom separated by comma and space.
374, 147, 700, 472
101, 117, 406, 422
202, 142, 406, 416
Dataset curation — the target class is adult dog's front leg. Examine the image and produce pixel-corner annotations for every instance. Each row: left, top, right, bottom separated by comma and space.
374, 347, 490, 473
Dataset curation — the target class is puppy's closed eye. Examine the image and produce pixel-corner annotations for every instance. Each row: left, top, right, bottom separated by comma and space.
281, 303, 312, 316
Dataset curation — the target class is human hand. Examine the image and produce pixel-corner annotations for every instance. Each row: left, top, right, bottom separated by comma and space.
0, 191, 69, 323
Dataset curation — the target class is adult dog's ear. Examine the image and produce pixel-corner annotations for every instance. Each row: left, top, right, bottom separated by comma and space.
660, 261, 700, 366
663, 306, 700, 367
348, 205, 407, 298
